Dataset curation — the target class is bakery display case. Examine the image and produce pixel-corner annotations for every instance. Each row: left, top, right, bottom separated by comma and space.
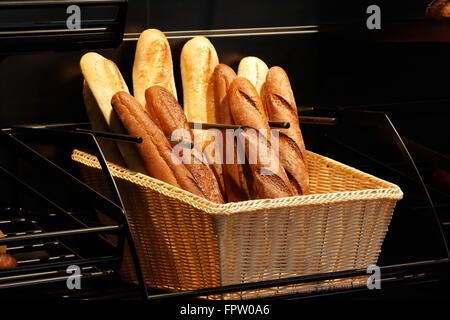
0, 0, 449, 303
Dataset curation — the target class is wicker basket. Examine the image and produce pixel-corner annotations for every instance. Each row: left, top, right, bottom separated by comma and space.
72, 149, 403, 299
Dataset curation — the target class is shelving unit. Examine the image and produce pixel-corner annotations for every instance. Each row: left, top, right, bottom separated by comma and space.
2, 108, 449, 300
0, 0, 128, 53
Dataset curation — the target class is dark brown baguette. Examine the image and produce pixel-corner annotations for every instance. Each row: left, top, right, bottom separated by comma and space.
227, 77, 296, 199
0, 230, 6, 254
426, 0, 450, 21
111, 91, 206, 199
214, 64, 236, 126
145, 85, 224, 203
0, 254, 17, 270
213, 64, 253, 202
260, 66, 310, 195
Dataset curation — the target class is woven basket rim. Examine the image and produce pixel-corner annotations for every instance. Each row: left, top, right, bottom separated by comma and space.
72, 149, 403, 215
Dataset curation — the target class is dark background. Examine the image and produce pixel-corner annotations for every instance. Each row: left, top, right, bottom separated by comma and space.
1, 0, 448, 127
124, 0, 431, 31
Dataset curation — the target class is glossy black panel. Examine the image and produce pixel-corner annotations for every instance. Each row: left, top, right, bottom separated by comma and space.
126, 0, 432, 32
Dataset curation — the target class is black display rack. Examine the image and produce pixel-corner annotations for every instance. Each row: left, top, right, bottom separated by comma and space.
0, 0, 128, 53
0, 124, 148, 299
0, 108, 448, 300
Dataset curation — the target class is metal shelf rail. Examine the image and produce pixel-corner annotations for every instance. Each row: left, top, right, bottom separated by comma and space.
0, 124, 147, 298
0, 0, 128, 53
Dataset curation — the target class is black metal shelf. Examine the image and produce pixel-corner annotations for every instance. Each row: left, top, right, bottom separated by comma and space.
0, 108, 449, 300
0, 206, 120, 292
0, 124, 145, 298
0, 0, 128, 53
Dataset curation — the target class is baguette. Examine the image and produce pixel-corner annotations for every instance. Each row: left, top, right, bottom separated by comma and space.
237, 56, 269, 96
0, 254, 17, 270
228, 77, 296, 199
80, 52, 147, 174
426, 0, 450, 21
0, 230, 5, 254
180, 36, 224, 194
82, 80, 126, 166
111, 91, 206, 199
213, 64, 253, 202
145, 85, 224, 203
180, 36, 219, 127
260, 66, 310, 195
133, 29, 177, 108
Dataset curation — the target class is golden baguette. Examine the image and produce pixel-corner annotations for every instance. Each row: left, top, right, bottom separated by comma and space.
180, 36, 219, 126
237, 56, 269, 95
132, 29, 177, 107
180, 36, 224, 194
80, 52, 147, 174
82, 80, 126, 166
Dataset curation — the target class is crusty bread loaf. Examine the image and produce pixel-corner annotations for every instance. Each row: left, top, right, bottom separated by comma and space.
260, 66, 310, 195
80, 52, 147, 174
426, 0, 450, 21
213, 64, 253, 202
133, 29, 177, 108
145, 85, 224, 203
213, 64, 236, 126
237, 56, 269, 96
180, 36, 224, 194
0, 230, 6, 254
82, 80, 126, 166
180, 36, 219, 126
111, 91, 206, 199
228, 77, 296, 199
0, 254, 17, 270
